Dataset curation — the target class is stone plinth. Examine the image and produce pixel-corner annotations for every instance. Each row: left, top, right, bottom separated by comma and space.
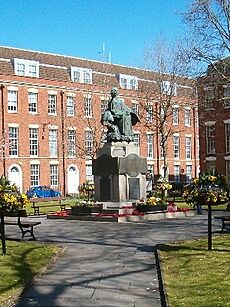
93, 142, 147, 202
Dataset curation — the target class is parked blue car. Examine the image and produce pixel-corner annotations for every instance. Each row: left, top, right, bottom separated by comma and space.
26, 186, 61, 198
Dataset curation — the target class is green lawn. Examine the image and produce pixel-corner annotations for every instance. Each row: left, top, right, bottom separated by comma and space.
158, 235, 230, 307
0, 241, 61, 306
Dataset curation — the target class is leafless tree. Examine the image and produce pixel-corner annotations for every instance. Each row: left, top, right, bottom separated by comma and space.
139, 38, 196, 180
183, 0, 230, 79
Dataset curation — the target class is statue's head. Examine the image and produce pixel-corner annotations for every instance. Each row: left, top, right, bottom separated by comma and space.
110, 87, 118, 98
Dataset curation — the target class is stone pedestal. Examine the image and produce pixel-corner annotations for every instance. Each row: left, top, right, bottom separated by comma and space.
93, 142, 147, 203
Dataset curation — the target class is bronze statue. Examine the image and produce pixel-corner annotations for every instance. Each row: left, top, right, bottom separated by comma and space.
101, 87, 140, 142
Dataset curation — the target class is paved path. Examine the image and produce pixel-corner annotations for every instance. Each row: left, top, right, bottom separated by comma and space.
7, 213, 222, 307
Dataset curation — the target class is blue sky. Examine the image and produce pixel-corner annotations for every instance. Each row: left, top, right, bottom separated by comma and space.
0, 0, 190, 67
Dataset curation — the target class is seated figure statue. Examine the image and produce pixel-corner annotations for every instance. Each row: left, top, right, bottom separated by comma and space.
101, 87, 140, 142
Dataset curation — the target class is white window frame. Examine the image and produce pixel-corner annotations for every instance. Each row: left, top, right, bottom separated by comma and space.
172, 107, 179, 125
84, 96, 93, 118
8, 90, 18, 113
29, 128, 39, 157
48, 94, 57, 115
66, 95, 75, 117
85, 130, 94, 156
14, 58, 39, 78
161, 81, 177, 96
147, 134, 154, 159
50, 164, 59, 187
49, 129, 58, 158
174, 165, 180, 183
30, 164, 40, 187
86, 163, 93, 181
67, 129, 76, 157
146, 104, 153, 123
184, 108, 191, 127
185, 136, 192, 160
186, 165, 192, 183
173, 135, 180, 159
119, 74, 138, 90
9, 126, 19, 156
28, 92, 38, 113
70, 67, 92, 84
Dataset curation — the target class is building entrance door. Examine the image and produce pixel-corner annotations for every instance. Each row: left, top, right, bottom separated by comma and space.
8, 165, 22, 192
67, 165, 79, 195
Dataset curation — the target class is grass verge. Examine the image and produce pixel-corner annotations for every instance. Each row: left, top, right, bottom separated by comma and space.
158, 235, 230, 307
0, 241, 62, 306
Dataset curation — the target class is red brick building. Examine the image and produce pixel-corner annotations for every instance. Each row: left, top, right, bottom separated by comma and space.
198, 64, 230, 180
0, 46, 199, 195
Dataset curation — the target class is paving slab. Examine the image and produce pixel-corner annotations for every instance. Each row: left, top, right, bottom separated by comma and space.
7, 213, 219, 307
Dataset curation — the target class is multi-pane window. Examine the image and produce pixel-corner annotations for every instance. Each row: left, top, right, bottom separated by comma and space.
161, 81, 177, 96
49, 129, 58, 157
174, 165, 180, 183
185, 136, 192, 159
223, 86, 230, 107
50, 164, 58, 187
66, 96, 75, 116
119, 74, 138, 90
67, 129, 76, 157
30, 164, 39, 187
101, 99, 108, 115
28, 64, 37, 77
16, 63, 25, 76
48, 94, 57, 115
84, 97, 93, 117
86, 164, 93, 181
204, 87, 215, 109
206, 125, 215, 154
14, 58, 39, 78
225, 123, 230, 153
173, 135, 180, 159
70, 67, 92, 84
146, 104, 153, 123
28, 92, 38, 113
29, 128, 39, 156
184, 108, 191, 126
8, 90, 18, 112
9, 127, 18, 156
133, 133, 140, 147
172, 108, 179, 125
72, 70, 80, 82
132, 102, 139, 115
147, 134, 154, 159
85, 130, 93, 155
186, 165, 192, 183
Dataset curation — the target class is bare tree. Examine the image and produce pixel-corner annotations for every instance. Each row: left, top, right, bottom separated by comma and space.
139, 38, 196, 180
183, 0, 230, 78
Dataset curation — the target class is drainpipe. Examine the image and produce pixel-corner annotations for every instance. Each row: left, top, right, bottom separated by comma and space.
60, 91, 66, 196
193, 107, 197, 177
155, 101, 160, 180
1, 85, 6, 177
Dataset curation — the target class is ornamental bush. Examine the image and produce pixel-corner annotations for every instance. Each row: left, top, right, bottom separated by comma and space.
183, 171, 229, 206
0, 176, 29, 215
